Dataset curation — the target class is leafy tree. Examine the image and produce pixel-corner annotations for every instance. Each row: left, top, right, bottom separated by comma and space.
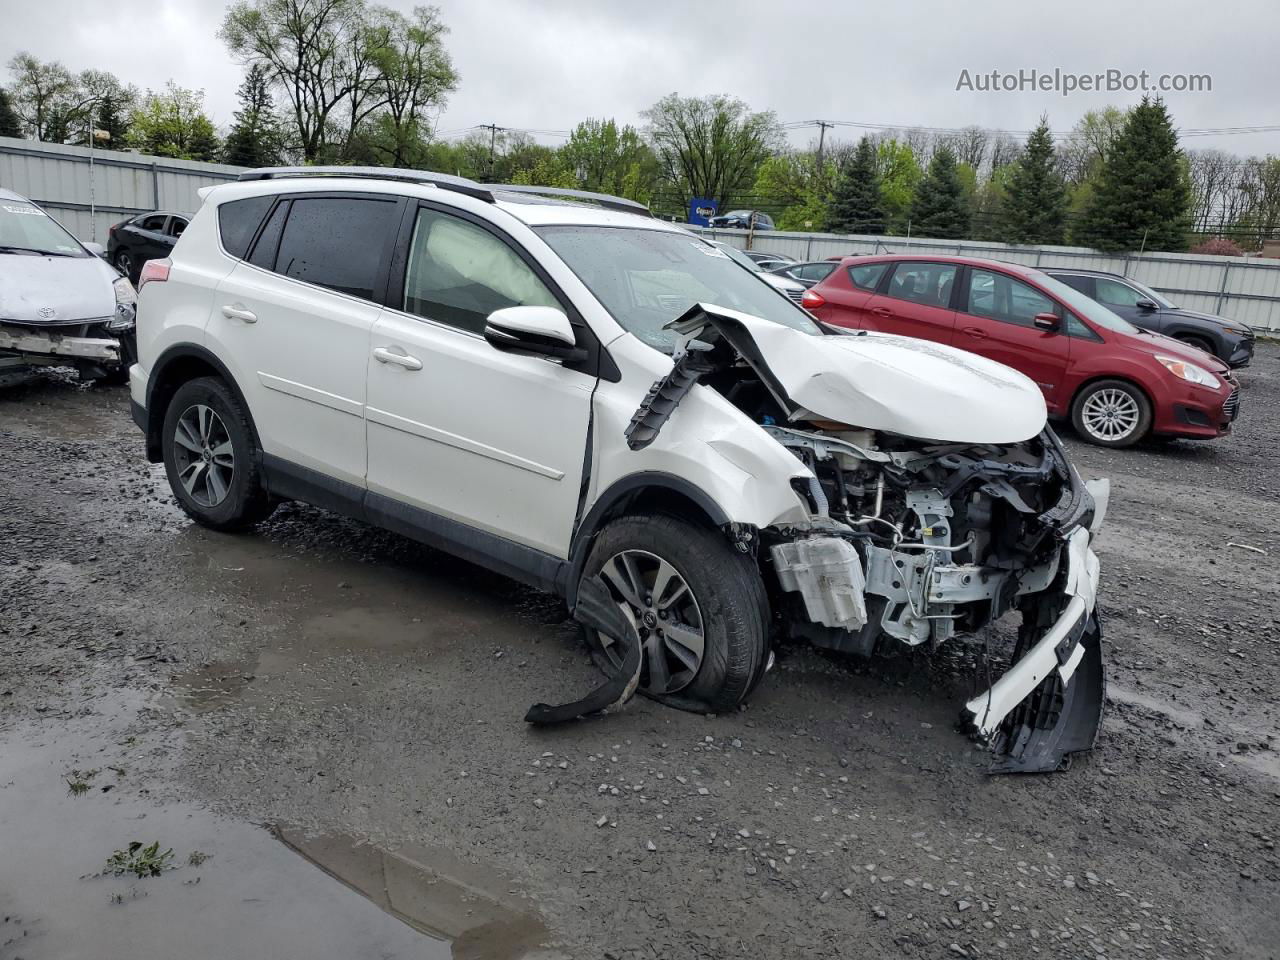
128, 83, 220, 161
641, 93, 782, 210
1057, 106, 1128, 186
221, 0, 457, 164
93, 90, 133, 149
6, 53, 83, 140
829, 136, 885, 233
1002, 117, 1067, 244
874, 139, 922, 233
1075, 97, 1192, 252
909, 146, 968, 239
752, 151, 832, 231
223, 65, 286, 166
0, 87, 21, 138
561, 118, 658, 200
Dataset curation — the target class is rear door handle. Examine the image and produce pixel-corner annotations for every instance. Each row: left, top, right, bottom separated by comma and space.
221, 304, 257, 324
961, 326, 988, 340
871, 307, 893, 318
373, 347, 423, 371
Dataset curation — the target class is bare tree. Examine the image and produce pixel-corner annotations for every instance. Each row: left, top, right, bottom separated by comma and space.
951, 125, 989, 172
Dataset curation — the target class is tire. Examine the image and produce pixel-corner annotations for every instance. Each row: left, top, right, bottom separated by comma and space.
1175, 334, 1217, 360
1070, 379, 1152, 448
161, 376, 276, 531
579, 514, 769, 713
114, 249, 135, 281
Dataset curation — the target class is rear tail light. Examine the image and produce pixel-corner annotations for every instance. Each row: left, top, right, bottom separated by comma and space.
801, 289, 826, 310
138, 258, 171, 292
108, 223, 117, 237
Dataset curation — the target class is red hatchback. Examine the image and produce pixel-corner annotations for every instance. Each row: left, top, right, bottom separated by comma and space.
803, 255, 1241, 447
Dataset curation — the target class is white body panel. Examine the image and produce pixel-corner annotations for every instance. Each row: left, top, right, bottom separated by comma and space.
210, 261, 378, 486
366, 308, 594, 556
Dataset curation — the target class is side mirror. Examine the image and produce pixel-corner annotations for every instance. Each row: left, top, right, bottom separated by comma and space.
83, 241, 106, 258
1135, 298, 1157, 311
484, 306, 587, 364
1033, 312, 1061, 332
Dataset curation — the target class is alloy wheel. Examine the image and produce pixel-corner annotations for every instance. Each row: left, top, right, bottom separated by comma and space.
172, 404, 235, 507
1081, 388, 1140, 442
597, 549, 705, 695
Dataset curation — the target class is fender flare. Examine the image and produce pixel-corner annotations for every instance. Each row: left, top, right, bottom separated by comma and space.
563, 472, 731, 606
143, 343, 258, 459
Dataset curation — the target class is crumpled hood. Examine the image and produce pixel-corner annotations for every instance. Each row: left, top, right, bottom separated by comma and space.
672, 304, 1048, 444
0, 253, 117, 324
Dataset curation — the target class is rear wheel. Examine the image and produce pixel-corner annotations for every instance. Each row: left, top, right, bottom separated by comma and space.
161, 377, 275, 531
580, 515, 768, 713
1071, 379, 1152, 448
113, 250, 135, 280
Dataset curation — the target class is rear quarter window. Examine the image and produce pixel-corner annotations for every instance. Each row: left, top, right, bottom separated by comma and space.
217, 195, 274, 259
847, 262, 889, 290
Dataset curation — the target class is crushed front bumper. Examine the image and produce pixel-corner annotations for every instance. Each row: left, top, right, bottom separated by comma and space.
0, 325, 121, 363
964, 525, 1105, 773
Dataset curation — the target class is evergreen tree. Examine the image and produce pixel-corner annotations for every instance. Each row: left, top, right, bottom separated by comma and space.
909, 146, 968, 238
222, 65, 284, 167
829, 136, 885, 233
1075, 97, 1192, 252
0, 87, 20, 138
1002, 117, 1067, 244
94, 91, 132, 149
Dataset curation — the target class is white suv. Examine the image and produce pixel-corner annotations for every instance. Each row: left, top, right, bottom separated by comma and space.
130, 167, 1109, 772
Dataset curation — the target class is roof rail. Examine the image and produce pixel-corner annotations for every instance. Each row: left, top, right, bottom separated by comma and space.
491, 184, 653, 217
235, 166, 494, 202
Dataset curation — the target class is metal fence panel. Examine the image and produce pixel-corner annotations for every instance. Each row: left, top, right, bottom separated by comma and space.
694, 226, 1280, 331
0, 136, 241, 243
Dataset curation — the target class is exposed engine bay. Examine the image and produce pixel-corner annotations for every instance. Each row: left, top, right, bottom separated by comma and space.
625, 304, 1110, 773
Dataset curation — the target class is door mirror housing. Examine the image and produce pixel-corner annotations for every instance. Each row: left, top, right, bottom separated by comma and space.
82, 241, 106, 258
484, 306, 587, 364
1135, 298, 1157, 311
1032, 312, 1061, 332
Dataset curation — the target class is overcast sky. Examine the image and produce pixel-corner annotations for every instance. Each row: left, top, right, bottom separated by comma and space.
3, 0, 1278, 156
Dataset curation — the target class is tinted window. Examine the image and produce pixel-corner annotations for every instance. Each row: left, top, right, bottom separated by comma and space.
1052, 273, 1094, 296
885, 262, 956, 307
966, 269, 1056, 327
1094, 277, 1143, 308
168, 217, 188, 238
217, 195, 273, 259
247, 200, 288, 270
140, 213, 167, 231
403, 208, 560, 334
274, 197, 398, 301
848, 262, 888, 290
797, 263, 835, 282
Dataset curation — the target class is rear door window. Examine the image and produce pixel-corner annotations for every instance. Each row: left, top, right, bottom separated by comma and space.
217, 195, 274, 259
272, 197, 399, 301
884, 262, 956, 307
139, 213, 167, 232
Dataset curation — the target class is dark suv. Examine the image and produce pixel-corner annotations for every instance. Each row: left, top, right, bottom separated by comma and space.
707, 210, 774, 230
1042, 269, 1254, 368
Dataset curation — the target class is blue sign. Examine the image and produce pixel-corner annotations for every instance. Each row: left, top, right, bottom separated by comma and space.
688, 197, 717, 226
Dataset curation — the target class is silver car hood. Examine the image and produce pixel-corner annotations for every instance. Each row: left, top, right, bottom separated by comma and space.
0, 253, 118, 324
677, 304, 1048, 444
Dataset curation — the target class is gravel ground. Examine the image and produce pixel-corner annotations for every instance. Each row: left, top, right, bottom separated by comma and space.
2, 347, 1278, 960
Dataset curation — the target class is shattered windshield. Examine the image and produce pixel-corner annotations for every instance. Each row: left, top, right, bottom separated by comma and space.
537, 225, 820, 351
0, 201, 87, 257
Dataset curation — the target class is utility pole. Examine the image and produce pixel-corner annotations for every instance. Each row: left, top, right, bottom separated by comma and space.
478, 123, 503, 181
814, 120, 835, 174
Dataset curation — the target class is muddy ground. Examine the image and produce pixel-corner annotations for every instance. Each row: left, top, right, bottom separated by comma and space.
2, 347, 1278, 960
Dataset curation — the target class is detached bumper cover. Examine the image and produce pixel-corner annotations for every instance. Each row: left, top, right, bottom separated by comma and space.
964, 526, 1105, 773
0, 325, 121, 363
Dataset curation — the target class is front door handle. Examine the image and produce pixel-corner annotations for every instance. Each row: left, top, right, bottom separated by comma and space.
961, 326, 988, 340
221, 304, 257, 324
871, 307, 893, 318
373, 347, 423, 371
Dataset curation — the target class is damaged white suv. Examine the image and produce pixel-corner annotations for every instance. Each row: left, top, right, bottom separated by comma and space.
130, 168, 1109, 772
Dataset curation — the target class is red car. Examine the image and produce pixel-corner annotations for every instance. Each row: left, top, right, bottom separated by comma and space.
802, 255, 1241, 447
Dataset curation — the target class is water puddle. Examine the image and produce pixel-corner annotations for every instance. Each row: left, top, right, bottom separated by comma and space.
277, 829, 553, 960
0, 705, 556, 959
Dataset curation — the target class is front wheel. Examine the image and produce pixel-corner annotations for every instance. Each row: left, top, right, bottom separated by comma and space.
1070, 379, 1152, 448
579, 515, 768, 713
161, 377, 276, 531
